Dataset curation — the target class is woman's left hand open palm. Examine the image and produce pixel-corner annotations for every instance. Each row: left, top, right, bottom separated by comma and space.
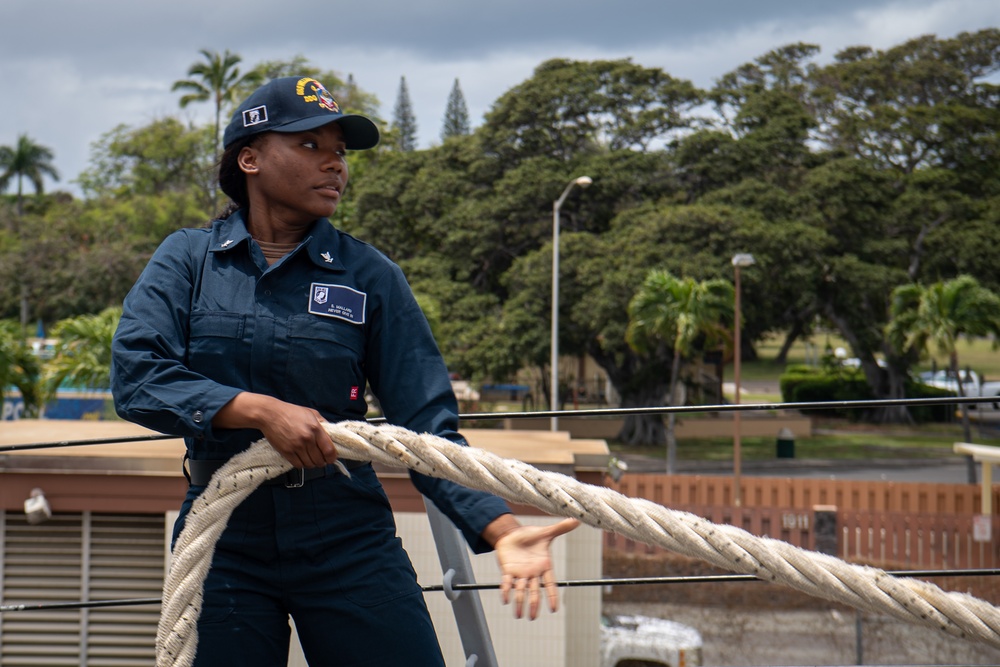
494, 518, 580, 620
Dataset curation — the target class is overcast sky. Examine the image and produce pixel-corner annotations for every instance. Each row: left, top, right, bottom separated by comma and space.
1, 0, 996, 196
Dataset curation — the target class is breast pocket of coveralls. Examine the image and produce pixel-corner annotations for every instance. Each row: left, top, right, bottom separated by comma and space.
188, 311, 248, 386
286, 313, 367, 416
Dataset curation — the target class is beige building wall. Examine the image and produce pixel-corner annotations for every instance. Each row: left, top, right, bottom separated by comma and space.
399, 513, 601, 667
288, 515, 602, 667
286, 515, 601, 667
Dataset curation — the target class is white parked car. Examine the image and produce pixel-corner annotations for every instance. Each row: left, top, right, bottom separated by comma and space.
600, 614, 703, 667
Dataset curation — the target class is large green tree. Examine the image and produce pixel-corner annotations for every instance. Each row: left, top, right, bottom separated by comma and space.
671, 43, 827, 363
671, 30, 1000, 423
351, 56, 829, 443
0, 117, 212, 323
801, 30, 1000, 417
480, 58, 701, 165
9, 195, 204, 322
77, 118, 215, 207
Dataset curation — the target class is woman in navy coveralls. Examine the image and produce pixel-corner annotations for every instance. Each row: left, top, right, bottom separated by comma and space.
111, 76, 577, 666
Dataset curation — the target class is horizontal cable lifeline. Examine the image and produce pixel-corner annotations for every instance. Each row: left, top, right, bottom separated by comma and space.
4, 568, 997, 613
2, 394, 997, 453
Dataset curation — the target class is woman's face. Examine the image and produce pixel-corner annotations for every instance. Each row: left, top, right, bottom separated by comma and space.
239, 122, 350, 226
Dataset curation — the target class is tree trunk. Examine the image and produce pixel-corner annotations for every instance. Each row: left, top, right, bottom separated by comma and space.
616, 402, 666, 448
951, 353, 977, 484
665, 349, 682, 474
882, 348, 916, 426
823, 305, 912, 424
15, 175, 27, 335
774, 317, 805, 364
588, 343, 671, 449
16, 174, 24, 217
870, 364, 913, 425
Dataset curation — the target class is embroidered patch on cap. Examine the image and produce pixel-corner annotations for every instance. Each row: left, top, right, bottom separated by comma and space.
242, 105, 268, 127
296, 77, 340, 112
309, 283, 366, 324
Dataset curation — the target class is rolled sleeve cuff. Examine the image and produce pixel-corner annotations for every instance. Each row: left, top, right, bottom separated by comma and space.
116, 382, 243, 440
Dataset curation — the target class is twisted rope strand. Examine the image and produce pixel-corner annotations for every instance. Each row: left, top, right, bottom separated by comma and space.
156, 421, 1000, 666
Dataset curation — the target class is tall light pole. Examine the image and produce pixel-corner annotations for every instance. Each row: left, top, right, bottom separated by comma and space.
731, 253, 755, 507
551, 175, 593, 431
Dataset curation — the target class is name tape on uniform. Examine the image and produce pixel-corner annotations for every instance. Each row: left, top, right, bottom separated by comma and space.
309, 283, 366, 324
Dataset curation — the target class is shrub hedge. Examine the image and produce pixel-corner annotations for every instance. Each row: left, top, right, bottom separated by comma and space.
779, 365, 955, 422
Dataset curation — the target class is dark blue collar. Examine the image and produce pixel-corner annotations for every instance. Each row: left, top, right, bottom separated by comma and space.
209, 210, 346, 272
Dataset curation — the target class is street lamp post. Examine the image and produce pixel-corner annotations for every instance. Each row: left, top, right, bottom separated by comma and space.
551, 176, 593, 431
731, 253, 755, 507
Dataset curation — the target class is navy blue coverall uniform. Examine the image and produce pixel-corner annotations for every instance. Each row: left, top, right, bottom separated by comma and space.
111, 210, 511, 666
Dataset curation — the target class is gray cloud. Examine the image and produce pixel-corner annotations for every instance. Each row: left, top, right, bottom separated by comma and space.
0, 0, 995, 195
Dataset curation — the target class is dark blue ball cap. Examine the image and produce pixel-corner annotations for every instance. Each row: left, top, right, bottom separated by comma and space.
223, 76, 380, 150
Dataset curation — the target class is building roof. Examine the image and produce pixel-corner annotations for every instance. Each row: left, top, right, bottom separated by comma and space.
0, 420, 609, 476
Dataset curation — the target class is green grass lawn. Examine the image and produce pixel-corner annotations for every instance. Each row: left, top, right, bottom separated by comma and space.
609, 422, 1000, 461
612, 332, 1000, 460
732, 332, 1000, 381
679, 429, 1000, 462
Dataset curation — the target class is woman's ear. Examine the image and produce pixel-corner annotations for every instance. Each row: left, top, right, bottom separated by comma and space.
238, 145, 259, 175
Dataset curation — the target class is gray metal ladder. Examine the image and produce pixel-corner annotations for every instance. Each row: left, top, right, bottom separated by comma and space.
424, 499, 499, 667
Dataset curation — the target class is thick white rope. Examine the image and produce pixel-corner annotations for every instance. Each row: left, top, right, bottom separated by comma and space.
157, 421, 1000, 665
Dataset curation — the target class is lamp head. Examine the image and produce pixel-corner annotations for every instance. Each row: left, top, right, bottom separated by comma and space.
606, 456, 629, 483
732, 253, 755, 267
574, 176, 593, 188
24, 488, 51, 525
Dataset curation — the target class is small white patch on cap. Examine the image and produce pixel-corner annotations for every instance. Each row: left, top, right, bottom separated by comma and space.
243, 105, 268, 127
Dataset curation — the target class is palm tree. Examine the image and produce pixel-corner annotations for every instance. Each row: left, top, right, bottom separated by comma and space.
43, 307, 122, 400
172, 49, 262, 161
626, 270, 734, 473
0, 133, 60, 217
886, 275, 1000, 479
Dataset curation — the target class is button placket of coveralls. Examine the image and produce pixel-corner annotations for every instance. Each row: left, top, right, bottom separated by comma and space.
250, 273, 279, 396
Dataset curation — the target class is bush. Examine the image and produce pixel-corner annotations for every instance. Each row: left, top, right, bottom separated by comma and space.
902, 381, 956, 423
779, 365, 954, 422
780, 365, 872, 419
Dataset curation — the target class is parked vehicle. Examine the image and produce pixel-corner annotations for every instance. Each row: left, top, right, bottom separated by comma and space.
917, 370, 1000, 409
600, 614, 703, 667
